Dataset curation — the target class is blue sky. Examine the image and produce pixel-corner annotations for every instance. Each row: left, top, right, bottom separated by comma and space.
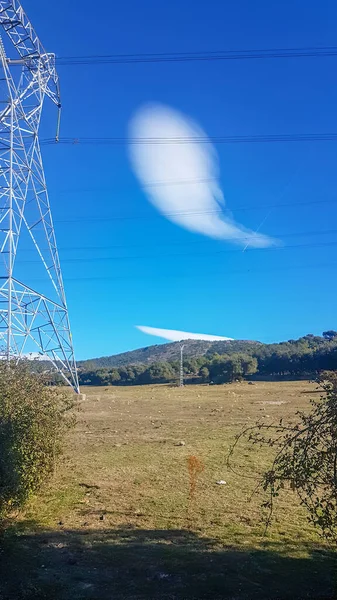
17, 0, 337, 358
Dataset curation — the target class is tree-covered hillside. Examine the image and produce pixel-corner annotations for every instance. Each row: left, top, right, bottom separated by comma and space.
78, 331, 337, 386
77, 339, 261, 370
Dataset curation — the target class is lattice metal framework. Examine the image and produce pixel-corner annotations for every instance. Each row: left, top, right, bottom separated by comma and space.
179, 343, 184, 387
0, 1, 79, 392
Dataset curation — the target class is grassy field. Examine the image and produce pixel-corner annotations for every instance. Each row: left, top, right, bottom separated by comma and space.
1, 381, 336, 599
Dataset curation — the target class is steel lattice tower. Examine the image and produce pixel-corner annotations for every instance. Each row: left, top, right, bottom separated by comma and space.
0, 1, 79, 392
179, 343, 184, 387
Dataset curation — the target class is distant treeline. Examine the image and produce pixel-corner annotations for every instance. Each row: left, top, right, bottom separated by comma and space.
77, 331, 337, 386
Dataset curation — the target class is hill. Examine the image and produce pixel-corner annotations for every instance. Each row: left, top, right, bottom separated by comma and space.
77, 339, 262, 370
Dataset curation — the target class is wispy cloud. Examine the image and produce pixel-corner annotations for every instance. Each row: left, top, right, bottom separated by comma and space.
136, 325, 233, 342
129, 103, 278, 248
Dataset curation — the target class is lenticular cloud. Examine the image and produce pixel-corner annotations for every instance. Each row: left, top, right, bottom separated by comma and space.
129, 103, 277, 248
136, 325, 233, 342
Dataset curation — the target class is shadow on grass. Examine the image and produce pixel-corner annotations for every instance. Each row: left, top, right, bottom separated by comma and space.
0, 525, 336, 600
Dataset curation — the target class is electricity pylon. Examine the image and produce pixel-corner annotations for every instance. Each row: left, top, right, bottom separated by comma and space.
0, 1, 79, 392
179, 343, 185, 387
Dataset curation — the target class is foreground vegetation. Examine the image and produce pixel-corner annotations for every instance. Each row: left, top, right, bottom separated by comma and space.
230, 372, 337, 542
0, 363, 74, 520
78, 331, 337, 386
1, 381, 336, 599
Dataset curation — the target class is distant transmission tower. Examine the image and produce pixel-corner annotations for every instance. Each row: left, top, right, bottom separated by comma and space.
0, 2, 79, 392
179, 343, 185, 387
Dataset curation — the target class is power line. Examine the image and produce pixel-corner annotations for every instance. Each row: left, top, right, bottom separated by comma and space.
51, 198, 337, 225
41, 132, 337, 146
24, 261, 337, 283
54, 46, 337, 66
54, 177, 217, 192
16, 240, 337, 265
16, 228, 337, 257
48, 188, 337, 221
15, 226, 337, 254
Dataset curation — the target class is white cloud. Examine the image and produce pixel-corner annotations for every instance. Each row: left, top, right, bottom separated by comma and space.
129, 103, 278, 248
136, 325, 233, 342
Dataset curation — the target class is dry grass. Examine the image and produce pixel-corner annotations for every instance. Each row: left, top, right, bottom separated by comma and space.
1, 381, 336, 599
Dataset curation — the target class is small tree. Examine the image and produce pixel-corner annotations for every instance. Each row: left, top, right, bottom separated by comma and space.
108, 369, 121, 384
241, 355, 258, 378
323, 330, 337, 341
199, 366, 210, 382
0, 362, 75, 519
140, 362, 175, 384
228, 372, 337, 541
208, 354, 233, 383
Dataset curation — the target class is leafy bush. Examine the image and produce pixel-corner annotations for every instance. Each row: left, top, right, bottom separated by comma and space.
0, 362, 75, 519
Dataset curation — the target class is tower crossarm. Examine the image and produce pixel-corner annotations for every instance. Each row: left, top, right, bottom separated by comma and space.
0, 1, 60, 107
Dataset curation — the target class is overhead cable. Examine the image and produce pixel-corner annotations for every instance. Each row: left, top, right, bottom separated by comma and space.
55, 46, 337, 66
41, 133, 337, 146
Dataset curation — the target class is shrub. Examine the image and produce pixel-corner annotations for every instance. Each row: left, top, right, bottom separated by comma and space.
0, 361, 75, 519
199, 366, 210, 382
228, 371, 337, 541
